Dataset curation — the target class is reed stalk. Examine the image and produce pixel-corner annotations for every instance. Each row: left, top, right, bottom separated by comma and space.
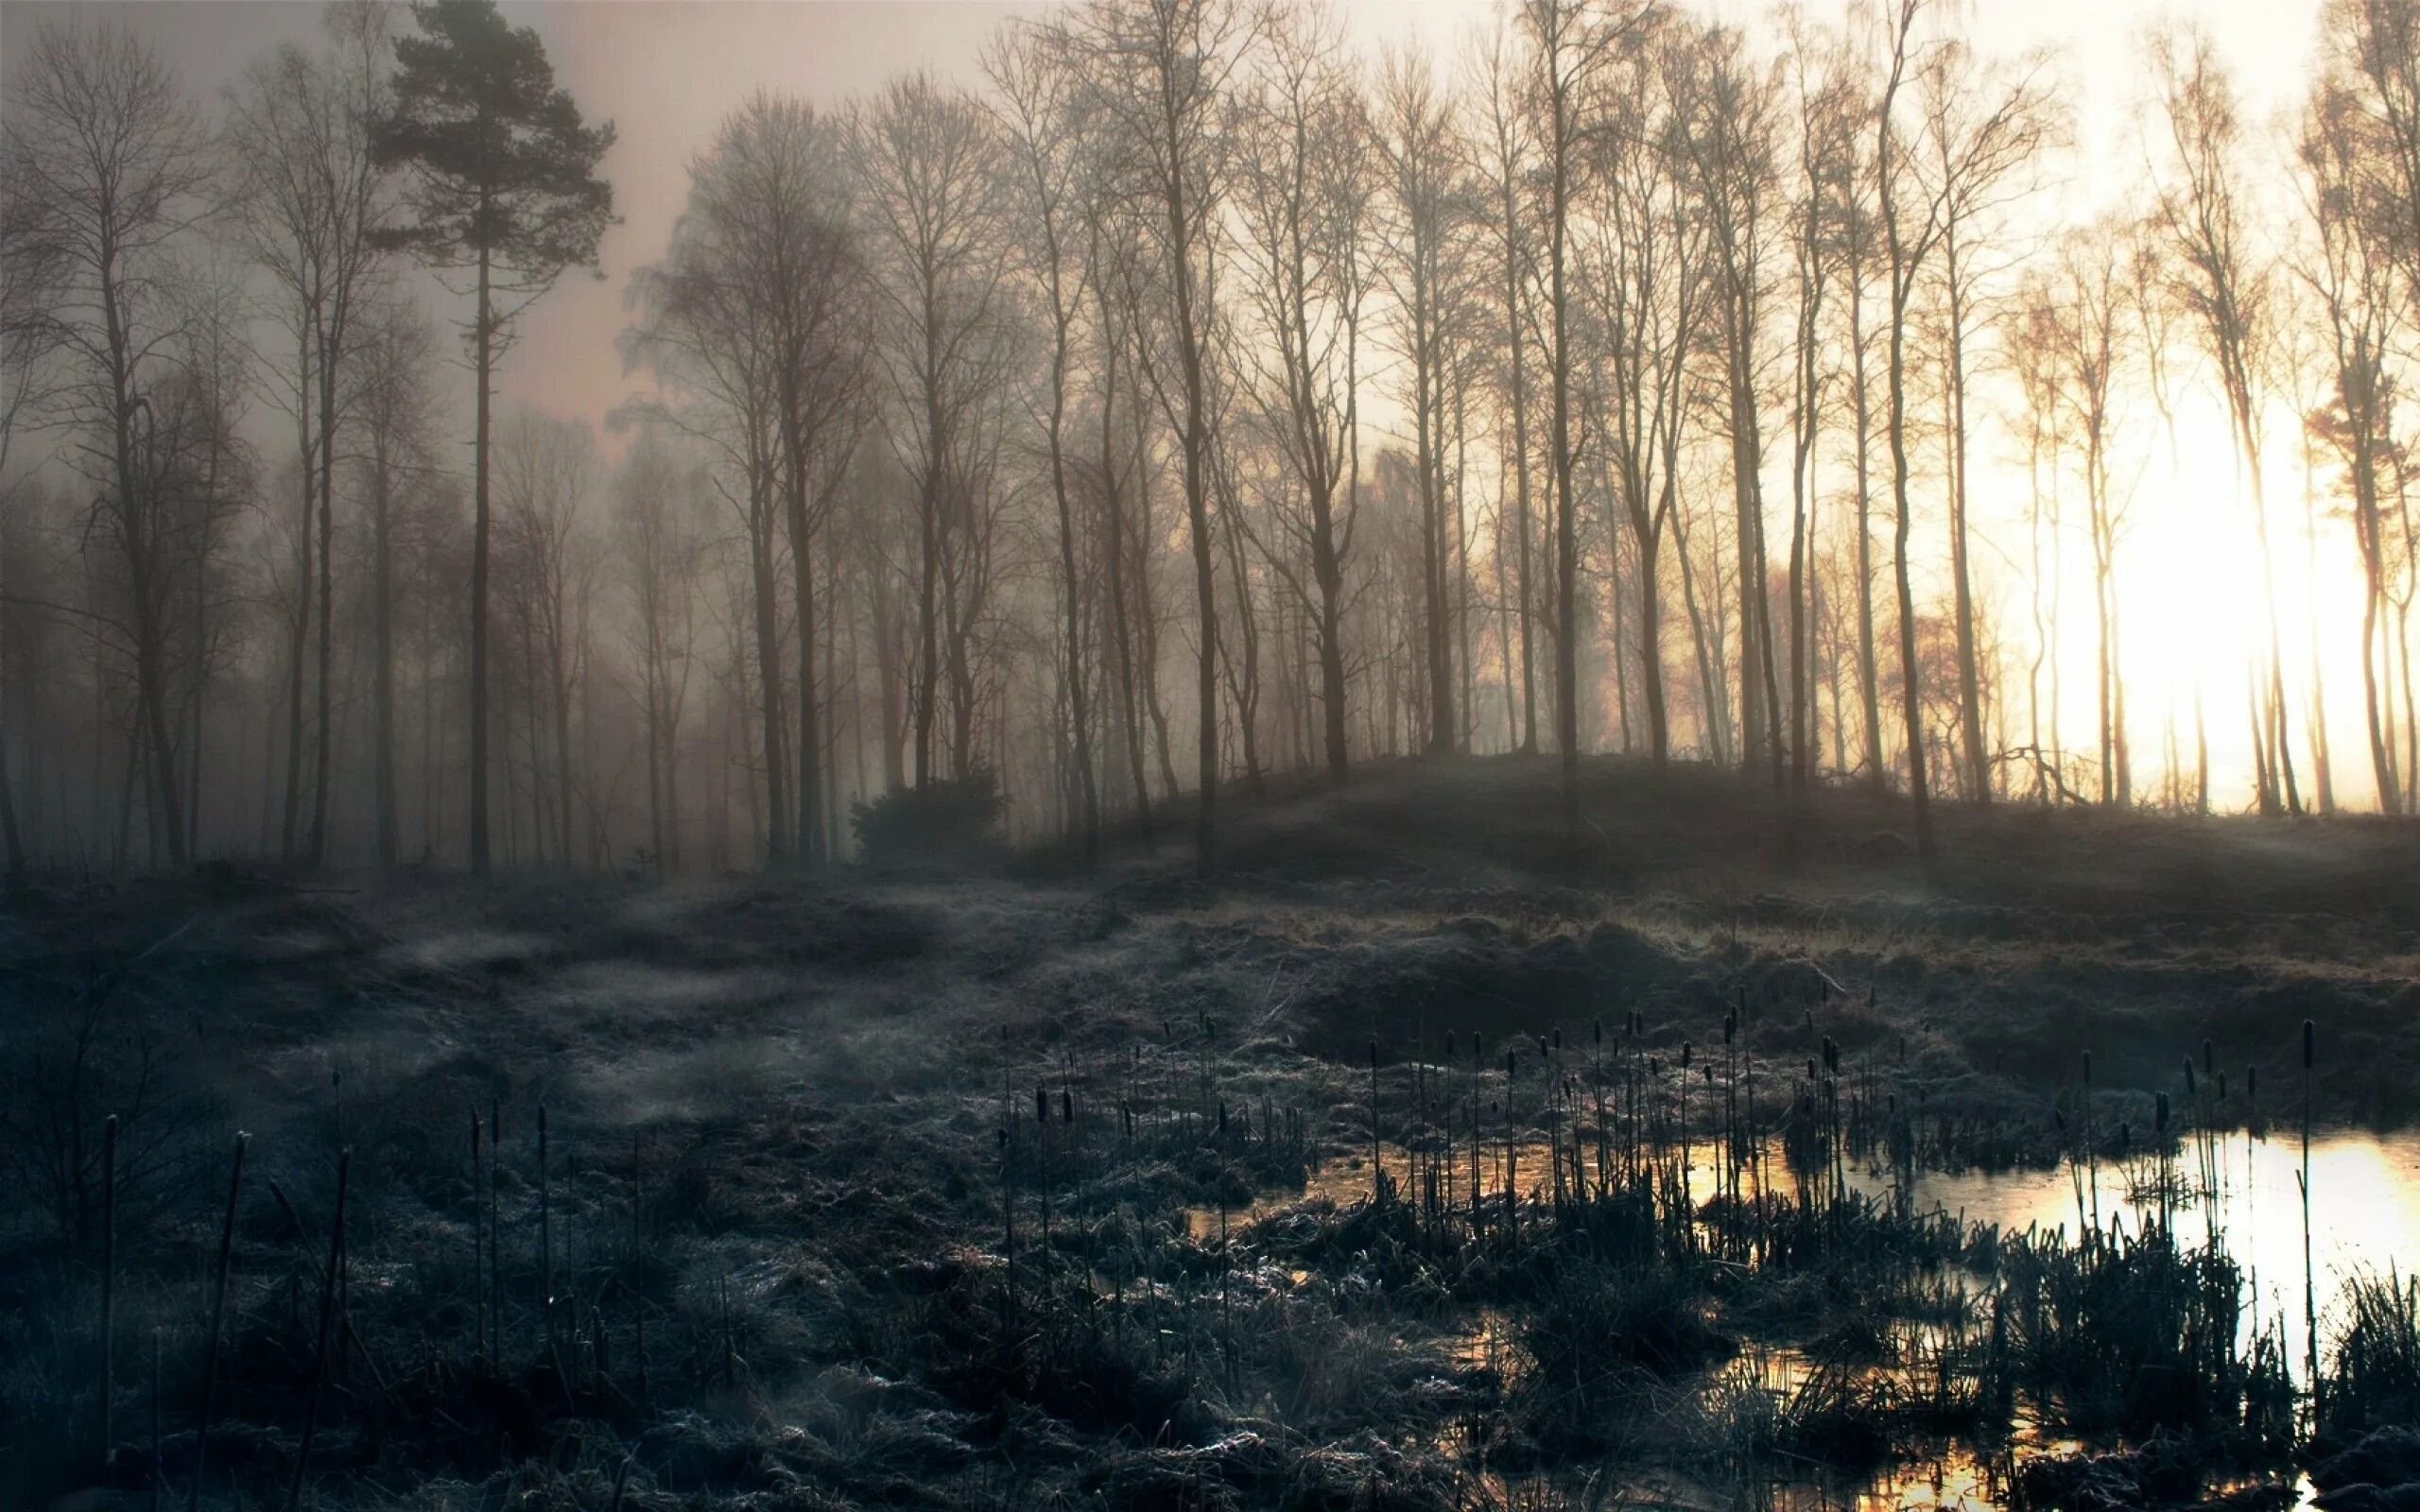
469, 1109, 483, 1363
285, 1147, 350, 1512
1368, 1039, 1380, 1204
2302, 1018, 2317, 1412
99, 1112, 117, 1475
1504, 1049, 1517, 1242
188, 1130, 247, 1512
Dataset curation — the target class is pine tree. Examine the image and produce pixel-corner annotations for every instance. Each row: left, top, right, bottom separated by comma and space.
372, 0, 613, 875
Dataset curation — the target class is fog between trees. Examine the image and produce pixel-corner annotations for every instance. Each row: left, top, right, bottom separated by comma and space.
6, 0, 2420, 880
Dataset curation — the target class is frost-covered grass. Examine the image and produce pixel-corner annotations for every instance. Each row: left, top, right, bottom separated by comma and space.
3, 756, 2415, 1507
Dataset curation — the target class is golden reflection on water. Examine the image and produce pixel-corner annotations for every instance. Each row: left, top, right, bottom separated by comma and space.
1178, 1126, 2418, 1509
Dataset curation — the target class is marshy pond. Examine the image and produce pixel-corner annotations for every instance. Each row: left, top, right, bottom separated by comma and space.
1177, 1114, 2420, 1510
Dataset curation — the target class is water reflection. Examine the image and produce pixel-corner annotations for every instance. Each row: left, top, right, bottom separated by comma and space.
1860, 1128, 2420, 1383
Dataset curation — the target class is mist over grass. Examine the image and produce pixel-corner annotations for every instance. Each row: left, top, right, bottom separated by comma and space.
3, 758, 2417, 1507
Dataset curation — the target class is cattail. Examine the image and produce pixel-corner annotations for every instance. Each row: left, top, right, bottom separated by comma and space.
540, 1106, 559, 1393
2203, 1039, 2214, 1076
150, 1328, 161, 1512
99, 1112, 118, 1472
1592, 1019, 1601, 1047
1552, 1027, 1563, 1052
1061, 1089, 1073, 1125
2303, 1019, 2315, 1070
286, 1148, 350, 1512
2156, 1091, 2169, 1135
1682, 1041, 1692, 1070
1035, 1085, 1048, 1124
189, 1131, 248, 1512
1724, 1012, 1736, 1046
2246, 1066, 2256, 1101
2184, 1057, 2197, 1097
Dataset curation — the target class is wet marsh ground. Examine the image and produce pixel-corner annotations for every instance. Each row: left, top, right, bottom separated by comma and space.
5, 755, 2419, 1510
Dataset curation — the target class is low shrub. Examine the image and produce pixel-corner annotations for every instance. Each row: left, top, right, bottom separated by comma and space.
850, 769, 1005, 869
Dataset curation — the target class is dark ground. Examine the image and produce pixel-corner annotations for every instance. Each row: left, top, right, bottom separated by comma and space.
5, 756, 2417, 1510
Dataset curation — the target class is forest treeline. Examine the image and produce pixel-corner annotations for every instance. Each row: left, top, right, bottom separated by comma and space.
4, 0, 2419, 879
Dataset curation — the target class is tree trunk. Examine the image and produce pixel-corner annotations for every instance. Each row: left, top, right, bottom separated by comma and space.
372, 441, 398, 868
1043, 284, 1098, 864
283, 322, 313, 863
469, 239, 493, 875
1944, 251, 1990, 805
1548, 59, 1582, 833
309, 317, 339, 864
1502, 174, 1539, 756
1850, 271, 1885, 794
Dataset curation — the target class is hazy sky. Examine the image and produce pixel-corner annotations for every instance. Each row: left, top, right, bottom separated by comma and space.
0, 0, 2325, 455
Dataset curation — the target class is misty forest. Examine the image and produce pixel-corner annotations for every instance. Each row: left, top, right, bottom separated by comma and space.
5, 0, 2420, 1507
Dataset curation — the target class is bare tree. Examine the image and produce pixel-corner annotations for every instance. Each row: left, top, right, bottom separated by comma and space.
1524, 0, 1639, 830
853, 74, 1012, 802
494, 409, 596, 867
351, 297, 438, 866
2048, 220, 2140, 808
694, 93, 865, 866
2298, 64, 2411, 813
1873, 0, 1951, 855
1779, 11, 1860, 798
5, 17, 216, 868
1474, 12, 1544, 756
2149, 25, 2299, 815
1921, 35, 2055, 805
1581, 11, 1706, 768
990, 26, 1107, 853
613, 432, 704, 868
1375, 44, 1475, 758
1060, 0, 1256, 872
1232, 2, 1368, 785
1676, 20, 1785, 786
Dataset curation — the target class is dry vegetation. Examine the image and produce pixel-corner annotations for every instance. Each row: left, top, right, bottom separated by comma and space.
5, 758, 2418, 1510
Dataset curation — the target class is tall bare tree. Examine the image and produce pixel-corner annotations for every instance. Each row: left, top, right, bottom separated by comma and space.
700, 93, 865, 865
1524, 0, 1637, 830
1063, 0, 1256, 871
1233, 3, 1368, 785
853, 74, 1011, 799
5, 17, 216, 869
2149, 25, 2299, 816
990, 26, 1106, 853
1375, 45, 1475, 758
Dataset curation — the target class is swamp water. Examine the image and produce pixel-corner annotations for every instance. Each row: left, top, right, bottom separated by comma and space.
1182, 1128, 2420, 1509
